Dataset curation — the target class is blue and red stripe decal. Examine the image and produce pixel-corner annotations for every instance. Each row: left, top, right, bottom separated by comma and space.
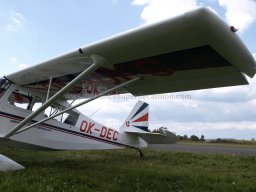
130, 103, 148, 119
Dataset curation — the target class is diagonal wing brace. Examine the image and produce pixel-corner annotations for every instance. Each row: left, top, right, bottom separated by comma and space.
4, 54, 104, 138
15, 77, 140, 135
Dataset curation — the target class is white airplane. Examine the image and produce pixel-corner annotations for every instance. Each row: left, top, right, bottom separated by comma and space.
0, 8, 256, 171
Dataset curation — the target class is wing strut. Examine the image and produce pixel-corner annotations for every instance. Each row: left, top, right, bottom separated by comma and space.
16, 76, 140, 135
46, 74, 53, 101
4, 54, 104, 138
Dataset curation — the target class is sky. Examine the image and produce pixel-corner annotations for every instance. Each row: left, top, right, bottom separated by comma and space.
1, 0, 256, 139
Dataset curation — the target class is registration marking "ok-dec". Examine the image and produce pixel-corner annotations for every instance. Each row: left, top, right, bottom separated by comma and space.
80, 120, 119, 141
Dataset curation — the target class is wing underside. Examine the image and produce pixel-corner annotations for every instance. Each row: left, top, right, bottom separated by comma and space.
5, 8, 255, 99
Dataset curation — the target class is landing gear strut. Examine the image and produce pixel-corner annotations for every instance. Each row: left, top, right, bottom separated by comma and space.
137, 148, 144, 158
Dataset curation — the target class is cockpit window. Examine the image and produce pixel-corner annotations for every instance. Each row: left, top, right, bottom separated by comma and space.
0, 78, 11, 99
0, 78, 5, 88
63, 111, 79, 126
8, 90, 33, 110
0, 78, 11, 89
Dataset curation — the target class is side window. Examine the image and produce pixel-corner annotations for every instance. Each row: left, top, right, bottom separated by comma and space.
0, 78, 11, 99
8, 90, 33, 110
45, 104, 79, 126
31, 97, 43, 112
63, 111, 79, 126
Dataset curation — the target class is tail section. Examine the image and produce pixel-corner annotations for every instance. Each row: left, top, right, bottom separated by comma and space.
121, 100, 178, 144
121, 100, 149, 133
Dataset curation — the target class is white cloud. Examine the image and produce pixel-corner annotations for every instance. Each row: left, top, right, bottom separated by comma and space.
10, 57, 18, 63
132, 0, 201, 24
74, 95, 256, 139
218, 0, 256, 33
18, 64, 28, 69
191, 83, 256, 103
10, 57, 28, 69
132, 0, 256, 32
6, 25, 16, 32
13, 13, 25, 24
6, 12, 26, 32
112, 0, 125, 5
75, 85, 256, 139
6, 24, 18, 32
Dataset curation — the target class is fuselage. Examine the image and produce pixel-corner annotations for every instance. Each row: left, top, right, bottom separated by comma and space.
0, 78, 147, 151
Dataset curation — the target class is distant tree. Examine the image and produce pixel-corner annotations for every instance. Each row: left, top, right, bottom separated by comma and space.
200, 135, 205, 142
178, 135, 183, 140
251, 138, 255, 141
190, 135, 199, 141
183, 135, 188, 140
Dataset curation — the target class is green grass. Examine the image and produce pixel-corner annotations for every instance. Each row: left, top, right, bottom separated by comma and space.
1, 147, 256, 192
178, 140, 256, 148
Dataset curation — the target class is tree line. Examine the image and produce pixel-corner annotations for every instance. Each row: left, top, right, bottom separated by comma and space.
151, 127, 205, 142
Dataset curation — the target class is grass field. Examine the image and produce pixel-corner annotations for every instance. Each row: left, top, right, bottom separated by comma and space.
1, 146, 256, 192
178, 140, 256, 148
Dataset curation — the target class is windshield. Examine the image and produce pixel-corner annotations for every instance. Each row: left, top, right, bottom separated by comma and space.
0, 78, 6, 88
0, 78, 11, 89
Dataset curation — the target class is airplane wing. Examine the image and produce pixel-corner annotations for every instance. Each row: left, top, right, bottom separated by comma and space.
5, 8, 256, 99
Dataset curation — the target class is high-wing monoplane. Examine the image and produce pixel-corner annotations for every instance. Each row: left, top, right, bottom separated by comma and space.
0, 8, 255, 171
